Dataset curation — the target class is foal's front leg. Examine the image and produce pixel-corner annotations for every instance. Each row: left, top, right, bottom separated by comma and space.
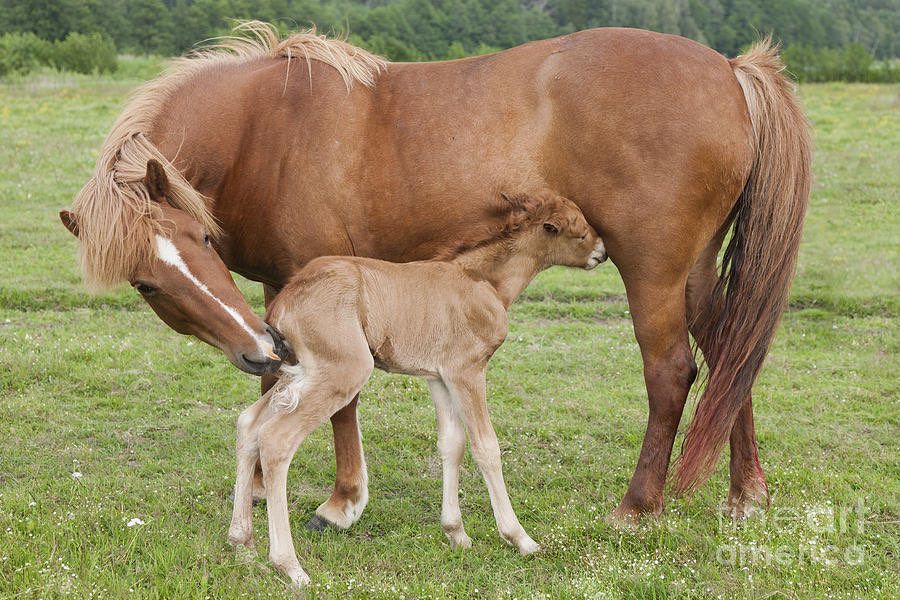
444, 369, 540, 555
427, 378, 472, 549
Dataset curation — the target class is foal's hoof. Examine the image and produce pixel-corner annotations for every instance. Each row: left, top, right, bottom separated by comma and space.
446, 531, 473, 550
285, 567, 311, 590
517, 535, 541, 556
305, 514, 336, 532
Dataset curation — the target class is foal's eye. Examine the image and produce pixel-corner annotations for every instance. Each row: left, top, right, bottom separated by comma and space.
134, 282, 158, 296
203, 233, 210, 247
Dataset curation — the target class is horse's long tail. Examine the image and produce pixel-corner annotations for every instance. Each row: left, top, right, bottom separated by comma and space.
674, 39, 812, 493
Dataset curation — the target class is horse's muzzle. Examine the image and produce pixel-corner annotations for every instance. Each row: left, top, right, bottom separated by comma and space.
266, 324, 296, 365
237, 352, 282, 375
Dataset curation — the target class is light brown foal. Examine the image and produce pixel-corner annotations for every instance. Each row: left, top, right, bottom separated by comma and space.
228, 191, 606, 586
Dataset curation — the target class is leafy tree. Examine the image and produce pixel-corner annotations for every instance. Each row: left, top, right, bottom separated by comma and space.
0, 0, 898, 77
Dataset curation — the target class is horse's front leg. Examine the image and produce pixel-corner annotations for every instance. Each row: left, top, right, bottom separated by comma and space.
306, 394, 370, 531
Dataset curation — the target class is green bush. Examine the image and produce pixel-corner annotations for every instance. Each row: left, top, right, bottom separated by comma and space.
783, 43, 900, 83
0, 33, 52, 77
50, 32, 118, 74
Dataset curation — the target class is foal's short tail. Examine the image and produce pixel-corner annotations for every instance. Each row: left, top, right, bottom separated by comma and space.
674, 39, 812, 493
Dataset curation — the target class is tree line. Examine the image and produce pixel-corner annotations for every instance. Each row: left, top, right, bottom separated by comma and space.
1, 0, 898, 81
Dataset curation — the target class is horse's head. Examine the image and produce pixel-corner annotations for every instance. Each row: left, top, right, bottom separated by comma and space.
60, 160, 287, 375
504, 191, 607, 270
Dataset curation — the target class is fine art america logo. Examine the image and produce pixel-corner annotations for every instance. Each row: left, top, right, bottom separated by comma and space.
715, 500, 868, 567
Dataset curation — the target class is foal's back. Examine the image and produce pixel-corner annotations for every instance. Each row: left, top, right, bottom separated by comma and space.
267, 256, 507, 378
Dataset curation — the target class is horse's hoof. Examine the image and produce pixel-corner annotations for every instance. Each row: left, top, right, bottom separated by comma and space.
607, 505, 645, 529
229, 490, 263, 507
726, 481, 770, 520
304, 514, 335, 532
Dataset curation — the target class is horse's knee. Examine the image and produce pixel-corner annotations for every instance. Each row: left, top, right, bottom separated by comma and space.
437, 430, 466, 461
644, 347, 697, 416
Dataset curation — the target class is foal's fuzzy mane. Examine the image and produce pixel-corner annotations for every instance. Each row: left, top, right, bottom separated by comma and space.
69, 21, 386, 290
434, 191, 562, 261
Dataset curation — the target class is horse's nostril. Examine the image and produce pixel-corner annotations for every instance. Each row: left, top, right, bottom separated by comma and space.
266, 324, 290, 360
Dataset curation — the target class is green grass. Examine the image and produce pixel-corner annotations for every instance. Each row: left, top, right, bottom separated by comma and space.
0, 77, 898, 598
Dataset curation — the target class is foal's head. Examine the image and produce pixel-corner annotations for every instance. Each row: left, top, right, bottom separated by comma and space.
60, 160, 288, 375
502, 191, 607, 270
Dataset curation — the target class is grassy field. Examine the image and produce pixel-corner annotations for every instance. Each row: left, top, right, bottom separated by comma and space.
0, 72, 897, 598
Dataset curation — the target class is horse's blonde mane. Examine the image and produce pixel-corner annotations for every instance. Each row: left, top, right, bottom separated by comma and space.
70, 21, 386, 290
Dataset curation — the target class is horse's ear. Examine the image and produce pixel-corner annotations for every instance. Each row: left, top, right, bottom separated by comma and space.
59, 209, 79, 237
144, 159, 170, 202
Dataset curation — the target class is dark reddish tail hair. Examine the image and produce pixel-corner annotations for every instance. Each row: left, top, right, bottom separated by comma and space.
675, 39, 812, 493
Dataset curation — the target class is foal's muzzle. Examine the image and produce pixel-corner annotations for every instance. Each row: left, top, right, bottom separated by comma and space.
586, 241, 608, 269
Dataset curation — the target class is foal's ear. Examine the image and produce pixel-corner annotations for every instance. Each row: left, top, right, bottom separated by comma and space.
499, 191, 529, 211
59, 209, 79, 237
143, 159, 170, 202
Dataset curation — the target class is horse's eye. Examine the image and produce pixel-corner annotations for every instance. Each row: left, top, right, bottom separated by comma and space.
134, 282, 158, 296
203, 233, 210, 247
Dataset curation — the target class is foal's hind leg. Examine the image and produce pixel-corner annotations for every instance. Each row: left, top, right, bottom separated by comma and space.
685, 240, 769, 519
229, 394, 272, 547
261, 355, 374, 587
427, 378, 472, 549
444, 369, 539, 555
258, 283, 371, 521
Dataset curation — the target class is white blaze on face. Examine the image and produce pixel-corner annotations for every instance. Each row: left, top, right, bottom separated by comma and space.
154, 234, 272, 356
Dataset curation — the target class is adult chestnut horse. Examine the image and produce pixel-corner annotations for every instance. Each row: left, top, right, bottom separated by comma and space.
60, 22, 810, 525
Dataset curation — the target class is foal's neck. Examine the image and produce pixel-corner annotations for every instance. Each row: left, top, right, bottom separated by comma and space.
450, 239, 543, 308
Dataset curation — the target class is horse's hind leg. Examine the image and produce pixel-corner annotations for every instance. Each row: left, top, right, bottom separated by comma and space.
260, 282, 370, 528
427, 378, 472, 549
260, 348, 374, 587
611, 266, 697, 524
685, 238, 769, 519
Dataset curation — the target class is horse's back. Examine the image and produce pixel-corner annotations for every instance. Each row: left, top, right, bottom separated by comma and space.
153, 27, 754, 282
369, 29, 752, 271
